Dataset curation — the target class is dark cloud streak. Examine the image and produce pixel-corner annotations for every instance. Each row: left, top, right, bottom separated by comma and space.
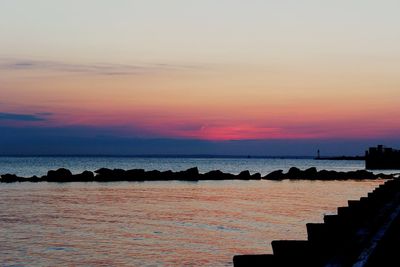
0, 112, 50, 122
0, 58, 201, 76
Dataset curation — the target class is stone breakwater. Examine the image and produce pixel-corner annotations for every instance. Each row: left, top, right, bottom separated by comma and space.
0, 167, 394, 183
233, 178, 400, 267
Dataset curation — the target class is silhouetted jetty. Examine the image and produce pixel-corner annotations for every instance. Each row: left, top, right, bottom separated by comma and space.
315, 156, 365, 161
366, 145, 400, 170
314, 149, 365, 160
233, 178, 400, 266
0, 167, 393, 183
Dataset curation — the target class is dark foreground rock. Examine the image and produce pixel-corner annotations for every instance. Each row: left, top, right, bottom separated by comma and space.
0, 167, 393, 183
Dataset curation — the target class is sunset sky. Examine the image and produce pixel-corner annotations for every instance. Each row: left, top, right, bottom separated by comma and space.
1, 1, 400, 155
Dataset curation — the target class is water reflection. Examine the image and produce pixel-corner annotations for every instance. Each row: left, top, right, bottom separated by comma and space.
0, 180, 384, 266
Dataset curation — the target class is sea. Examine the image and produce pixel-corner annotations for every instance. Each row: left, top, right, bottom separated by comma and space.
0, 157, 388, 266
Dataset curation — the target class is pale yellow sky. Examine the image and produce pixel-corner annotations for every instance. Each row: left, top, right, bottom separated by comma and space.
1, 0, 400, 140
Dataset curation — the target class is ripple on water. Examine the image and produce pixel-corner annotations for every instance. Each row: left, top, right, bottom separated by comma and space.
0, 179, 384, 266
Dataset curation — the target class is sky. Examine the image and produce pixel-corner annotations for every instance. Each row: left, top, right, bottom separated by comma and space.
1, 1, 400, 155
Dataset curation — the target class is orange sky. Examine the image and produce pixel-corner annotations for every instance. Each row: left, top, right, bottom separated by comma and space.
1, 1, 400, 141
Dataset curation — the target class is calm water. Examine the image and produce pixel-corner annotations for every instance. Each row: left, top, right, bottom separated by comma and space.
0, 157, 365, 177
0, 158, 384, 266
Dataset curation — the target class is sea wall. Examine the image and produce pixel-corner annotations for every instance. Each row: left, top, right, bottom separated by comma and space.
0, 167, 393, 183
233, 178, 400, 266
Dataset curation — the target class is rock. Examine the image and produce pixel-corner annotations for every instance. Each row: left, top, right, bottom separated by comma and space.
1, 174, 19, 183
176, 167, 200, 181
303, 167, 318, 180
162, 170, 174, 180
184, 167, 200, 178
317, 170, 339, 180
125, 169, 146, 181
26, 175, 41, 182
203, 170, 229, 180
0, 166, 391, 183
351, 170, 375, 180
95, 168, 115, 181
46, 168, 72, 182
146, 170, 162, 180
72, 171, 94, 182
287, 167, 302, 179
94, 167, 112, 175
203, 170, 221, 180
264, 170, 285, 180
238, 170, 251, 180
114, 169, 128, 181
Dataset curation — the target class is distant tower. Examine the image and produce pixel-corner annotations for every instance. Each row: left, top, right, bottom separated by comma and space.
317, 149, 320, 159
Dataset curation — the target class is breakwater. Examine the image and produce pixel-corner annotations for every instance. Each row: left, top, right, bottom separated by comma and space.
0, 167, 393, 183
233, 178, 400, 267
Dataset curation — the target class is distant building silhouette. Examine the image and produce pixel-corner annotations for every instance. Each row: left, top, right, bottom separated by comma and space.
365, 145, 400, 169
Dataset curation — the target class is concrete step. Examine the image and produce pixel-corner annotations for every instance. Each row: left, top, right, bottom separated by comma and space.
233, 254, 276, 267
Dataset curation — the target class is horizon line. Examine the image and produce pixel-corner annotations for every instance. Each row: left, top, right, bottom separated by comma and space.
0, 154, 363, 159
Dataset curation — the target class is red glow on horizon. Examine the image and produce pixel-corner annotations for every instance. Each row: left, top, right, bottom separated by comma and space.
3, 109, 400, 141
154, 124, 325, 141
